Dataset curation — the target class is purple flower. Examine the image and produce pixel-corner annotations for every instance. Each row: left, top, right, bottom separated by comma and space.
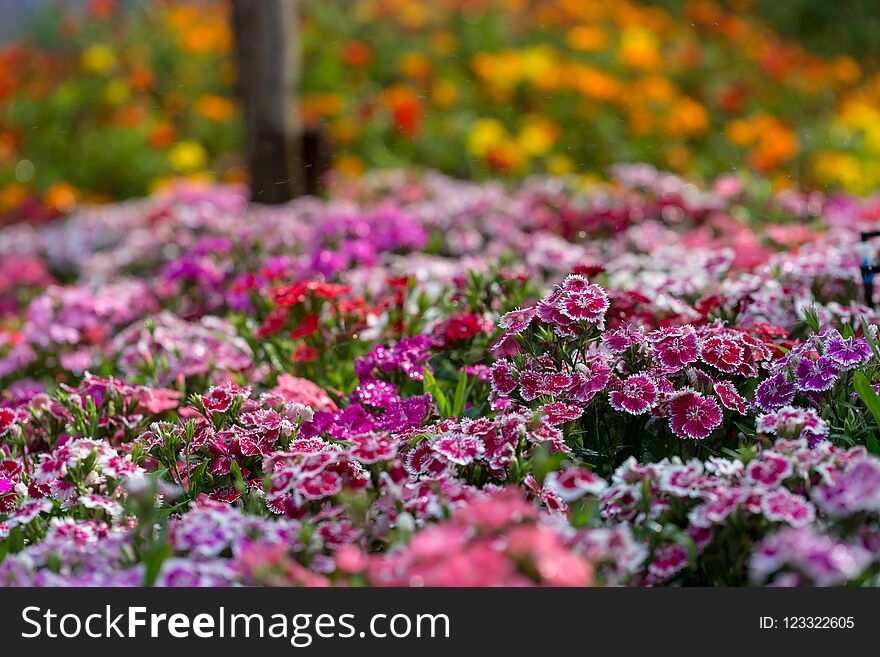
750, 527, 871, 586
352, 379, 401, 409
812, 459, 880, 516
824, 334, 872, 370
753, 373, 796, 412
794, 356, 839, 392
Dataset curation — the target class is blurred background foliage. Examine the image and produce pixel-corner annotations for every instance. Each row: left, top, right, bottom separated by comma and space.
2, 0, 880, 224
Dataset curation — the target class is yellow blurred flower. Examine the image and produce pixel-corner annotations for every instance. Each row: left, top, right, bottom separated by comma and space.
399, 0, 428, 29
547, 154, 576, 175
726, 118, 757, 146
81, 44, 116, 75
103, 79, 131, 105
303, 93, 343, 123
468, 118, 508, 158
521, 46, 556, 84
618, 27, 661, 69
167, 140, 208, 173
636, 75, 675, 104
517, 117, 559, 157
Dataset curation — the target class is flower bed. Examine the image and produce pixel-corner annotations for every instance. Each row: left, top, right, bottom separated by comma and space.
2, 166, 880, 586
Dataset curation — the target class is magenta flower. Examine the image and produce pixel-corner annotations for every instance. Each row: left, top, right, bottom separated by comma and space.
647, 544, 690, 583
608, 374, 658, 415
518, 370, 544, 401
297, 470, 344, 501
540, 402, 584, 426
431, 433, 485, 466
602, 327, 639, 353
498, 306, 536, 335
688, 489, 743, 527
667, 390, 722, 439
794, 356, 839, 392
566, 359, 611, 403
760, 490, 815, 527
558, 285, 609, 325
746, 451, 793, 487
489, 359, 517, 396
535, 289, 567, 324
755, 406, 828, 446
202, 386, 234, 414
349, 432, 399, 464
713, 380, 746, 414
544, 466, 608, 501
560, 273, 591, 293
649, 326, 699, 371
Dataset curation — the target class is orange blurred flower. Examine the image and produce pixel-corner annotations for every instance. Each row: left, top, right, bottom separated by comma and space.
44, 182, 79, 214
129, 66, 155, 91
342, 40, 373, 68
149, 123, 177, 149
384, 85, 423, 138
88, 0, 117, 19
195, 94, 237, 122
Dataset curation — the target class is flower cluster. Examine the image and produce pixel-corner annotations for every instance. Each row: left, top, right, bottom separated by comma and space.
4, 168, 880, 587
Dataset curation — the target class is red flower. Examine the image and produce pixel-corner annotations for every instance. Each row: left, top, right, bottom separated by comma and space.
272, 282, 308, 307
257, 307, 289, 338
700, 335, 744, 373
572, 263, 606, 278
0, 407, 16, 438
308, 281, 351, 299
290, 313, 320, 339
293, 344, 318, 362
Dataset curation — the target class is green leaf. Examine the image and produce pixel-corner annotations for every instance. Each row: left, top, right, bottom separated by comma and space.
423, 366, 450, 418
861, 317, 880, 360
451, 370, 468, 418
852, 371, 880, 454
803, 308, 820, 333
229, 460, 246, 492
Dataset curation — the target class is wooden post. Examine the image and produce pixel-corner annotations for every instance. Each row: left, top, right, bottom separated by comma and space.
231, 0, 304, 203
